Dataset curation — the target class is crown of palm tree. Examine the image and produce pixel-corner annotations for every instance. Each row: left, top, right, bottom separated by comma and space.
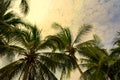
47, 23, 93, 80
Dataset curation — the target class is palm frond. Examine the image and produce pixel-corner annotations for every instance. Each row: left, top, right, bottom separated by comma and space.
92, 34, 103, 47
80, 67, 96, 80
5, 18, 24, 26
4, 11, 32, 27
15, 29, 30, 49
52, 22, 63, 30
0, 20, 13, 33
52, 23, 72, 48
35, 60, 58, 80
30, 25, 41, 47
111, 47, 120, 57
0, 59, 25, 80
38, 55, 60, 72
20, 0, 29, 15
73, 24, 92, 44
0, 44, 26, 57
80, 67, 106, 80
57, 28, 72, 47
0, 1, 7, 18
40, 52, 77, 75
45, 35, 64, 51
108, 59, 120, 80
78, 46, 107, 61
76, 40, 95, 48
80, 58, 98, 69
4, 0, 11, 10
4, 11, 16, 21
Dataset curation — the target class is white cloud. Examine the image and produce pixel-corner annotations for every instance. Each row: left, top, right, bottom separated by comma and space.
71, 0, 120, 49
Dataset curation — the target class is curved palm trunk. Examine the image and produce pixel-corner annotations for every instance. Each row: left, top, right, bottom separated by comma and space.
76, 61, 87, 80
72, 55, 87, 80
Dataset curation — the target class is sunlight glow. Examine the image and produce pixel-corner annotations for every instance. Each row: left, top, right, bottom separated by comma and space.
26, 0, 84, 37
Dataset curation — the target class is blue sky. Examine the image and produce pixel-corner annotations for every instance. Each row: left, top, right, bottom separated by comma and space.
79, 0, 120, 49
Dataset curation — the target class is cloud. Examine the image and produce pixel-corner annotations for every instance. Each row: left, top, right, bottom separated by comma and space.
71, 0, 120, 49
26, 0, 120, 48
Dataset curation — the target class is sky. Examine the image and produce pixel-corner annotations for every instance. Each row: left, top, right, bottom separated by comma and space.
26, 0, 120, 79
26, 0, 120, 50
0, 0, 120, 80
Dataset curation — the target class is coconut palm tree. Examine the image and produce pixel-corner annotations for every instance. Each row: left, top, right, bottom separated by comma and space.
108, 32, 120, 80
0, 24, 77, 80
0, 25, 55, 80
77, 34, 120, 80
46, 23, 92, 80
78, 45, 110, 80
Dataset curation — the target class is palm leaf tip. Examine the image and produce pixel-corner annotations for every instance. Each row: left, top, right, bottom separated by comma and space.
20, 0, 29, 15
4, 11, 15, 20
52, 23, 63, 30
73, 24, 92, 43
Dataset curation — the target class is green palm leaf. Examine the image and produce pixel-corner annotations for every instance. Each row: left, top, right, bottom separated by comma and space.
73, 24, 92, 44
20, 0, 29, 15
78, 46, 109, 80
0, 59, 25, 80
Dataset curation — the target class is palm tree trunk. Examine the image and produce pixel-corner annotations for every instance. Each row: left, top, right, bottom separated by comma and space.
72, 55, 87, 80
76, 61, 87, 80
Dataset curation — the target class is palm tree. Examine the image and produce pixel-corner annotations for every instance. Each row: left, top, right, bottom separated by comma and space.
0, 25, 56, 80
108, 32, 120, 80
47, 23, 92, 80
78, 45, 110, 80
0, 2, 77, 80
77, 34, 120, 80
0, 24, 77, 80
